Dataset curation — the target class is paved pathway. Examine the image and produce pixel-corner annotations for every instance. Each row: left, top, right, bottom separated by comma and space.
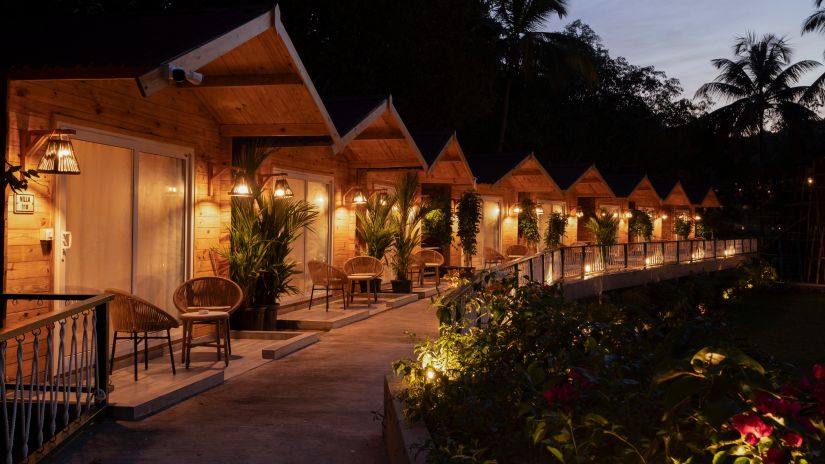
47, 299, 439, 464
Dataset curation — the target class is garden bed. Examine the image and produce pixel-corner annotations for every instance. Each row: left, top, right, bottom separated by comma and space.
391, 259, 825, 463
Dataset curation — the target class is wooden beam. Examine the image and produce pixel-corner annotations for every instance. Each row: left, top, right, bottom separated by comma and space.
178, 73, 303, 88
220, 123, 330, 137
233, 136, 334, 148
354, 127, 405, 141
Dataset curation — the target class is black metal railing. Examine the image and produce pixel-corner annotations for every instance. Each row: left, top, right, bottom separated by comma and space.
0, 293, 112, 464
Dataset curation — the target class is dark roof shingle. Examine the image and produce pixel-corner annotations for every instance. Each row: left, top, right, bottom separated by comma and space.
412, 132, 453, 166
321, 96, 387, 138
465, 152, 530, 184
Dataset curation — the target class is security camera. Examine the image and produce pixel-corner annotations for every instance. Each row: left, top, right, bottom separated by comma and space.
166, 65, 203, 86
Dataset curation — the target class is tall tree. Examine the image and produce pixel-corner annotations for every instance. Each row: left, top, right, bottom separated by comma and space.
490, 0, 594, 152
802, 0, 825, 104
695, 33, 820, 165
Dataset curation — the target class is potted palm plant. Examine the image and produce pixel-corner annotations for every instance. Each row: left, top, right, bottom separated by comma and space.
222, 142, 318, 330
355, 192, 396, 291
585, 209, 619, 273
673, 215, 693, 240
389, 172, 426, 293
518, 197, 541, 250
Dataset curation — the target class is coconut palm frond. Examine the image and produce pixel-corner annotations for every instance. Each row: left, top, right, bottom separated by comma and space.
585, 209, 619, 247
803, 8, 825, 34
355, 192, 397, 260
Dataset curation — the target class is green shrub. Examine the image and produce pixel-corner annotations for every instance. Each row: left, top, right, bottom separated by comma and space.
518, 197, 541, 247
544, 211, 567, 248
628, 209, 653, 242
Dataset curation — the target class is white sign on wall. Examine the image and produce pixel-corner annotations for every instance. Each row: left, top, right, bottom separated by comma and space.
13, 193, 35, 214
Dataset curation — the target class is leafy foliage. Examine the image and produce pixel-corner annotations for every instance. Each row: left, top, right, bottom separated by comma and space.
3, 162, 39, 194
422, 192, 453, 252
673, 215, 694, 239
585, 209, 619, 246
394, 260, 825, 463
355, 192, 396, 260
628, 209, 653, 242
390, 172, 426, 280
544, 211, 567, 248
456, 191, 483, 266
518, 197, 541, 247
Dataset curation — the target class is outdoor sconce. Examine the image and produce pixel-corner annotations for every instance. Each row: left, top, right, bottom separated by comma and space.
270, 173, 294, 198
575, 210, 584, 218
624, 211, 633, 219
611, 211, 619, 219
535, 204, 544, 216
228, 171, 253, 197
24, 129, 81, 175
352, 189, 367, 205
660, 214, 668, 220
694, 214, 702, 221
807, 177, 814, 186
512, 205, 522, 215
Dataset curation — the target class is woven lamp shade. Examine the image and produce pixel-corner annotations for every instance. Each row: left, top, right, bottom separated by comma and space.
37, 137, 81, 174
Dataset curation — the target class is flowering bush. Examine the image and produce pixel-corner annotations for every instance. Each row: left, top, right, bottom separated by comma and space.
394, 259, 823, 463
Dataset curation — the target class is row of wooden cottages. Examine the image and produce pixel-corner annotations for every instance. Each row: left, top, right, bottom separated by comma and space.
1, 5, 720, 321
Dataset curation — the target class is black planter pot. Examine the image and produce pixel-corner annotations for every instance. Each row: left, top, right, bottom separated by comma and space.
231, 304, 279, 331
391, 279, 413, 294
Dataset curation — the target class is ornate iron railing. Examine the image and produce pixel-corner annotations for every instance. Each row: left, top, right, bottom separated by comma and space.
442, 238, 758, 328
0, 293, 112, 464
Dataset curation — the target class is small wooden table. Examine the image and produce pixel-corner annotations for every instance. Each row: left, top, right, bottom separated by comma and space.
180, 306, 232, 368
347, 273, 379, 306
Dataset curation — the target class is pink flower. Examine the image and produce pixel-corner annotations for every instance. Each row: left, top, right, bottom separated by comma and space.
784, 432, 803, 448
731, 413, 773, 445
543, 384, 575, 407
813, 364, 825, 380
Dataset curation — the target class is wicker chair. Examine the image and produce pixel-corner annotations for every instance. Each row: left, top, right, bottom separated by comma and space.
105, 289, 179, 381
343, 256, 383, 304
307, 261, 350, 311
483, 247, 507, 268
506, 244, 530, 259
412, 249, 444, 286
172, 277, 243, 366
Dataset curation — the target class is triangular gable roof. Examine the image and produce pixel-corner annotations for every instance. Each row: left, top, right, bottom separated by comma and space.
662, 181, 691, 206
493, 154, 562, 195
466, 152, 532, 184
337, 96, 428, 169
701, 189, 722, 208
6, 6, 341, 148
417, 132, 475, 184
603, 173, 646, 198
548, 164, 615, 197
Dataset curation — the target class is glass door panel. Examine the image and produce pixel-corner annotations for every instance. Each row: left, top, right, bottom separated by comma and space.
287, 179, 307, 294
63, 140, 133, 295
136, 152, 187, 310
305, 181, 330, 292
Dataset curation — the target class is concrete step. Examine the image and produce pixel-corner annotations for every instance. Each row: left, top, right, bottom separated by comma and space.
277, 309, 370, 331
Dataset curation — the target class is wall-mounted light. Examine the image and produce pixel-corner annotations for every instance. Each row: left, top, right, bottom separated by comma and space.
270, 173, 294, 198
23, 129, 81, 175
694, 214, 702, 221
624, 211, 633, 219
352, 189, 367, 205
611, 211, 618, 219
807, 177, 814, 186
660, 214, 668, 220
228, 172, 253, 197
535, 204, 544, 216
512, 205, 522, 215
576, 210, 584, 218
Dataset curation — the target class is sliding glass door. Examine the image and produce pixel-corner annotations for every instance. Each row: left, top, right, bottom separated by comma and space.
58, 130, 191, 311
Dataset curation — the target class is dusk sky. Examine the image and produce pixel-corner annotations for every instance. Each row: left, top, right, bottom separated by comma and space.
550, 1, 825, 101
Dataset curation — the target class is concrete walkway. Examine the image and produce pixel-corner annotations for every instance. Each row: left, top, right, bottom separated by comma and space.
47, 299, 439, 464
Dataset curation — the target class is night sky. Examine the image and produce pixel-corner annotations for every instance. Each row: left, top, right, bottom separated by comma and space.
552, 0, 825, 100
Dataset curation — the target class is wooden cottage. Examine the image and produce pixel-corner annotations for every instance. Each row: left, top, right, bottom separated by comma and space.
650, 178, 695, 240
603, 174, 663, 241
546, 164, 617, 243
416, 132, 475, 266
2, 6, 348, 336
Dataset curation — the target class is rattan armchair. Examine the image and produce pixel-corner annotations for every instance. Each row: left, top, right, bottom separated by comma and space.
172, 277, 243, 365
412, 249, 444, 286
506, 244, 530, 258
343, 256, 383, 304
105, 288, 180, 381
307, 261, 350, 311
483, 247, 507, 268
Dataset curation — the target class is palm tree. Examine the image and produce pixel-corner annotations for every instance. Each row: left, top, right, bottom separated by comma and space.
490, 0, 595, 152
695, 33, 820, 164
802, 0, 825, 104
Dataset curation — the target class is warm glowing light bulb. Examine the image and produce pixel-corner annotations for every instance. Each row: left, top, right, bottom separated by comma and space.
426, 369, 435, 380
535, 205, 543, 216
644, 257, 651, 266
314, 195, 325, 205
274, 186, 286, 196
584, 264, 592, 273
661, 214, 668, 220
513, 206, 522, 214
624, 211, 633, 219
807, 177, 814, 186
694, 215, 701, 221
611, 212, 618, 219
492, 206, 500, 216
